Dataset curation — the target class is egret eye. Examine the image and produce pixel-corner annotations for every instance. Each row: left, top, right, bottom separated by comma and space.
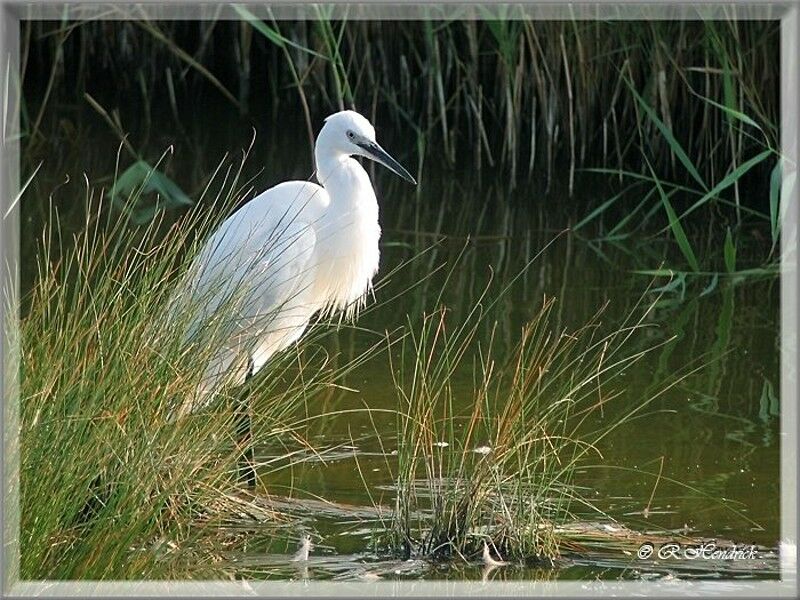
346, 130, 355, 140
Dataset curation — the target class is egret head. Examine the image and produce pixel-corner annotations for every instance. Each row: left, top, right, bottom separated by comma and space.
317, 110, 416, 184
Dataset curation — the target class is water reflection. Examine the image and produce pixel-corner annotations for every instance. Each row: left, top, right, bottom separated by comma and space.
259, 207, 779, 576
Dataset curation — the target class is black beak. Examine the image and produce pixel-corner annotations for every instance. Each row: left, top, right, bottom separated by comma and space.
357, 140, 417, 185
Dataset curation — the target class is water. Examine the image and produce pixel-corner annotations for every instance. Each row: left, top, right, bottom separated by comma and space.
243, 228, 779, 581
22, 106, 781, 581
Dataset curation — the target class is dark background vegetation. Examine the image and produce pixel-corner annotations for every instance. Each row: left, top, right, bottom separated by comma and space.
21, 18, 779, 223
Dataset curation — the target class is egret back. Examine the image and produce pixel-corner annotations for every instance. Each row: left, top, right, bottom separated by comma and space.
170, 181, 328, 412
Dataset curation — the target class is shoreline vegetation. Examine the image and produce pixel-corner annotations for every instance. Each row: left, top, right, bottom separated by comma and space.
22, 18, 778, 186
20, 18, 782, 288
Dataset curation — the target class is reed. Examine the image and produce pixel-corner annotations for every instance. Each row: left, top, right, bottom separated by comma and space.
13, 15, 782, 576
576, 85, 780, 281
21, 19, 778, 191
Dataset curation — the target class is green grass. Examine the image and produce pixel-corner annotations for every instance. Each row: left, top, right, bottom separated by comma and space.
375, 261, 770, 564
576, 86, 781, 285
14, 148, 777, 578
20, 17, 781, 292
377, 260, 685, 562
15, 151, 389, 579
22, 19, 778, 187
14, 15, 784, 575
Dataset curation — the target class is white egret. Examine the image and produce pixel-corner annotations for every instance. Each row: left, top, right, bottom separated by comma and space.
171, 110, 415, 485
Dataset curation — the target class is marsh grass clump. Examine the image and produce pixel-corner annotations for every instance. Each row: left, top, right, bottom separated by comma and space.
387, 290, 667, 563
19, 210, 231, 578
15, 155, 382, 579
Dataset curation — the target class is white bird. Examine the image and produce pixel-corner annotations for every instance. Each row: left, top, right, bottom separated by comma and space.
291, 534, 313, 562
169, 110, 415, 482
482, 541, 510, 568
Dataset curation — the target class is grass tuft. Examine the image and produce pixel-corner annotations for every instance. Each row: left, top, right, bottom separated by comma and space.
384, 272, 673, 562
15, 150, 381, 579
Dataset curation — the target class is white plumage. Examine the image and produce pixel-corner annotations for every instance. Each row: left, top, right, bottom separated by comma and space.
170, 111, 415, 414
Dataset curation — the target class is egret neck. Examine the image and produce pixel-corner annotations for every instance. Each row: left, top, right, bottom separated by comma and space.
313, 147, 381, 316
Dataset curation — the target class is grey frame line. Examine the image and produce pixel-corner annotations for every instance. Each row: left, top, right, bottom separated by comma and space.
3, 2, 800, 21
0, 1, 797, 597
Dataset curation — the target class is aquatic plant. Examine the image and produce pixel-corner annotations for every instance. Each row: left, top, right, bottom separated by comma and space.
22, 17, 777, 192
20, 16, 781, 286
576, 83, 783, 288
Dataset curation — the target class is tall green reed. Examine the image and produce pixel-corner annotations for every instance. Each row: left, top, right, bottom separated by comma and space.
22, 19, 778, 190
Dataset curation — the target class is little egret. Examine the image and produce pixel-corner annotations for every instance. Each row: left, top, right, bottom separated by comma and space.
170, 110, 415, 485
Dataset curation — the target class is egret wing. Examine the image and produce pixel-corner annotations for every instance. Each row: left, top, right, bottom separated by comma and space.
175, 208, 319, 403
